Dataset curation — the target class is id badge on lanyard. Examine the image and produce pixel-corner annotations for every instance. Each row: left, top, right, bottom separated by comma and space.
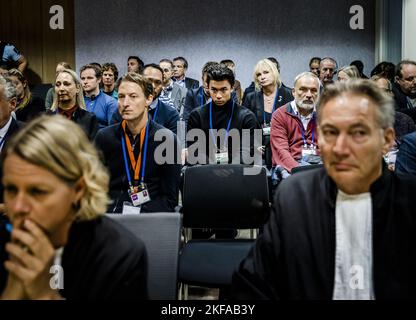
129, 183, 151, 207
215, 147, 229, 164
262, 123, 271, 136
301, 144, 317, 156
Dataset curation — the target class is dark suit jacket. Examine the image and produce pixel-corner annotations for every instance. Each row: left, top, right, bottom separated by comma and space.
393, 82, 416, 123
243, 86, 294, 168
243, 86, 294, 125
396, 131, 416, 175
184, 77, 200, 90
0, 118, 24, 203
0, 215, 148, 299
46, 108, 99, 140
95, 120, 181, 213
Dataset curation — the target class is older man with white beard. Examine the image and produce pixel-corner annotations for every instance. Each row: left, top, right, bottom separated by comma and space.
270, 72, 321, 177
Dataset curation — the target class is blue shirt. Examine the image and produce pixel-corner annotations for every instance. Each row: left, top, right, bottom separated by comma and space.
1, 43, 21, 63
84, 91, 118, 129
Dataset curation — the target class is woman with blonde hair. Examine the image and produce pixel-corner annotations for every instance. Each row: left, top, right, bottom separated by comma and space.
243, 58, 293, 168
47, 68, 98, 140
0, 115, 147, 299
6, 69, 44, 122
45, 61, 72, 110
337, 65, 360, 82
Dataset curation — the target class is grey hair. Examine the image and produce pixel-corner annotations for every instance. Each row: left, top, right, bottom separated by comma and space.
0, 75, 16, 100
293, 71, 321, 88
317, 79, 395, 129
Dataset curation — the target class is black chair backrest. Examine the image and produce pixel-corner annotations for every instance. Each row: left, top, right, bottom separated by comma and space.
291, 164, 324, 174
182, 164, 269, 229
107, 213, 181, 300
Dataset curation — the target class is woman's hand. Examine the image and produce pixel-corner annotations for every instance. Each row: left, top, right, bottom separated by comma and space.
0, 273, 26, 300
4, 219, 62, 300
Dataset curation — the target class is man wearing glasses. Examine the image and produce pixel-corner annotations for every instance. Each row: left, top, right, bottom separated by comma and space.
393, 60, 416, 123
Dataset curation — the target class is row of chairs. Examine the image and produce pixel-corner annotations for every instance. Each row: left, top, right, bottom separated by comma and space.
109, 163, 321, 299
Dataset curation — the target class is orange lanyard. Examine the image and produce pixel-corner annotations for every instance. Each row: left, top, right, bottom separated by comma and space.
122, 120, 147, 182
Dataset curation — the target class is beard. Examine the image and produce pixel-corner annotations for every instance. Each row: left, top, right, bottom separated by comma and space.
296, 100, 315, 113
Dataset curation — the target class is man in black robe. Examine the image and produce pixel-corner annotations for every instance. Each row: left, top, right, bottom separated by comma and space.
232, 79, 416, 299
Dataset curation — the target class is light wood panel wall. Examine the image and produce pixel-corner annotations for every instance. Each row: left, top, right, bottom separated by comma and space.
0, 0, 75, 84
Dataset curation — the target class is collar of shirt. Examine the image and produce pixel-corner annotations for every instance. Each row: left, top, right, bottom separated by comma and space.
290, 100, 315, 130
407, 96, 416, 108
174, 78, 185, 87
149, 98, 158, 110
0, 116, 13, 142
58, 105, 79, 119
85, 90, 102, 102
163, 81, 174, 93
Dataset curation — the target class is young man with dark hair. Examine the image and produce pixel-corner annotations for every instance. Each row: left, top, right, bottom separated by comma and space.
80, 64, 118, 129
127, 56, 144, 74
102, 62, 119, 99
187, 64, 258, 165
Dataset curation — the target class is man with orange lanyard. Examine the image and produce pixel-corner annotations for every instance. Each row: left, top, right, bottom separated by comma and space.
270, 72, 322, 181
95, 73, 181, 213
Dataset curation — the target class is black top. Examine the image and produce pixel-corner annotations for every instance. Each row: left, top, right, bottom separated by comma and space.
392, 82, 416, 123
232, 165, 416, 299
187, 100, 259, 164
15, 96, 45, 123
95, 120, 181, 213
46, 108, 99, 140
0, 216, 147, 299
243, 87, 294, 168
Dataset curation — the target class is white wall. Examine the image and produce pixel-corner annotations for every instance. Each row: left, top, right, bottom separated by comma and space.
402, 0, 416, 60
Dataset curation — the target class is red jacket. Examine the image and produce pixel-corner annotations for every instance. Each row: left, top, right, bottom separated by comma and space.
270, 102, 319, 172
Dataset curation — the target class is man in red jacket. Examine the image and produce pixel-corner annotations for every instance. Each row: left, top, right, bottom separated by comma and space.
270, 72, 321, 177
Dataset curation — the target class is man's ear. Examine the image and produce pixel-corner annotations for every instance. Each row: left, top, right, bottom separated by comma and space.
381, 127, 396, 155
8, 97, 17, 112
146, 94, 154, 107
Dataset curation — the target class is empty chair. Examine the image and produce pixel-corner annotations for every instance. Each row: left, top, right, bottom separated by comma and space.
108, 212, 181, 300
178, 164, 270, 299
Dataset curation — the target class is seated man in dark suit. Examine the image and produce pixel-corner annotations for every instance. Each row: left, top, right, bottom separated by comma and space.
95, 73, 181, 214
172, 56, 199, 90
392, 60, 416, 123
0, 76, 24, 203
